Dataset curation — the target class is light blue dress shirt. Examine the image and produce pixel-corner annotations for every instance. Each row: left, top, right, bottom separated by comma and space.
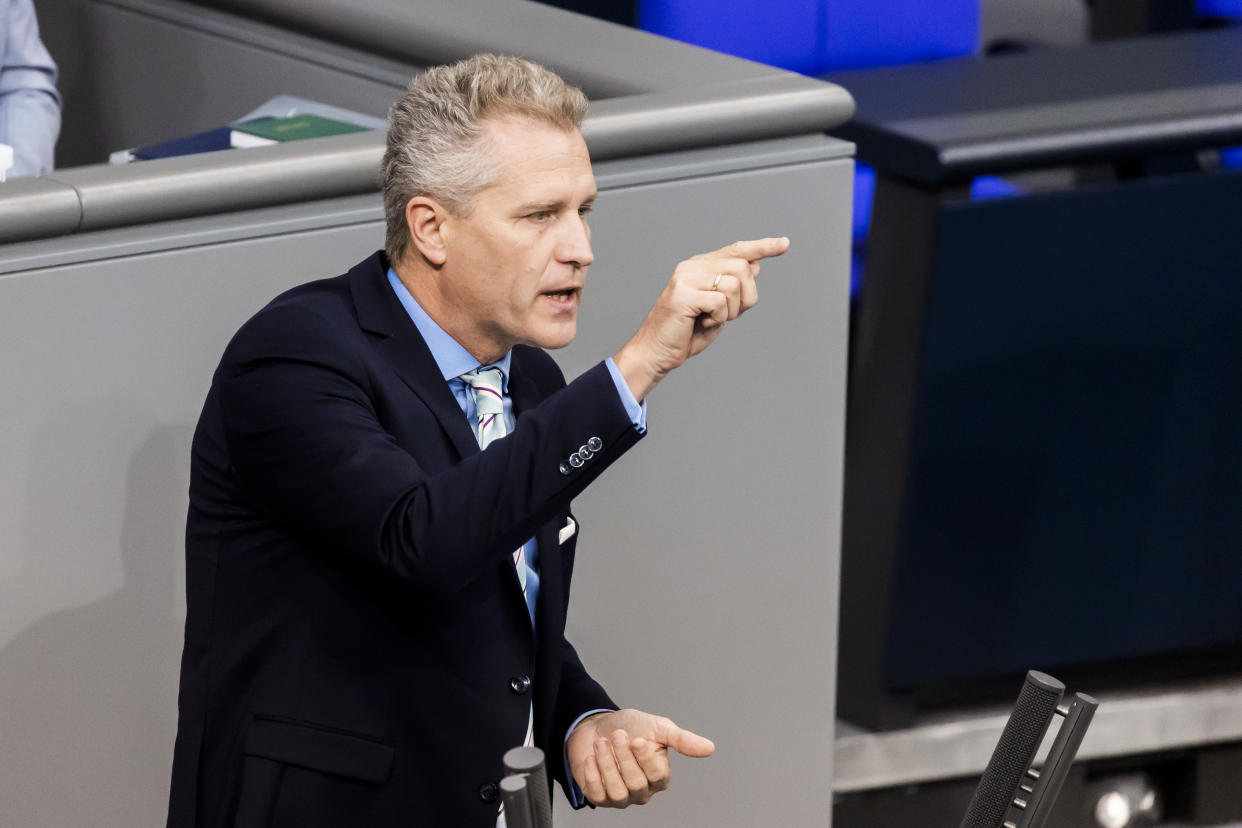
386, 267, 645, 625
0, 0, 62, 177
387, 268, 640, 807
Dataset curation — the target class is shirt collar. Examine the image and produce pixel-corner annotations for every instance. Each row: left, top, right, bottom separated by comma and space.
387, 267, 511, 389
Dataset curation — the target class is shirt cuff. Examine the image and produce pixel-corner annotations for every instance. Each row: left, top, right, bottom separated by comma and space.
563, 708, 616, 809
604, 357, 647, 433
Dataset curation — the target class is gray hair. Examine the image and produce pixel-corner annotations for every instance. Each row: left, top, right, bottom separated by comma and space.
381, 54, 590, 266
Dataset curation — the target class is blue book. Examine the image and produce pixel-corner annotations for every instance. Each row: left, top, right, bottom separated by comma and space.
111, 127, 276, 163
130, 127, 236, 161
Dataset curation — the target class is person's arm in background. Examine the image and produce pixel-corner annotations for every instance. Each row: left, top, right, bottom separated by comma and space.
0, 0, 62, 177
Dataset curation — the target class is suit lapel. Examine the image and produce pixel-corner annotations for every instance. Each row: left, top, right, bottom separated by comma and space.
511, 347, 565, 636
349, 253, 479, 460
351, 259, 555, 626
533, 520, 563, 628
507, 346, 543, 422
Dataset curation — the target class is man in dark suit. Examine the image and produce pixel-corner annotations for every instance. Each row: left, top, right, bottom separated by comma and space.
166, 54, 788, 827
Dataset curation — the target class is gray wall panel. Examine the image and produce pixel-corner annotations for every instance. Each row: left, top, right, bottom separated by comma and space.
556, 153, 852, 827
0, 222, 380, 828
0, 138, 851, 827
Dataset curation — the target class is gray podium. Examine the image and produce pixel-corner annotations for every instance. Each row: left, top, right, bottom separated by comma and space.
0, 3, 855, 826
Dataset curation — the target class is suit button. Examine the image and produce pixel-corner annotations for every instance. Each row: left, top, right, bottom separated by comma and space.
587, 436, 602, 451
578, 445, 593, 460
568, 453, 584, 468
510, 673, 532, 695
559, 462, 571, 475
479, 782, 499, 803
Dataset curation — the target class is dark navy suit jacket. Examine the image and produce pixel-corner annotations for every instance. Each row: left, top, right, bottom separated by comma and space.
166, 252, 643, 828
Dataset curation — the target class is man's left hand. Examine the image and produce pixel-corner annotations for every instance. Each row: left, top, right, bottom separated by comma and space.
567, 708, 715, 808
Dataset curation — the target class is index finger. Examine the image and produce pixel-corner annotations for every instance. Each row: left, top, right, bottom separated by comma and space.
696, 237, 790, 263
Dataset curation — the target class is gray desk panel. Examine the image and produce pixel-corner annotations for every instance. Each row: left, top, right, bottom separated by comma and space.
0, 194, 382, 275
0, 224, 373, 828
827, 27, 1242, 184
828, 28, 1242, 122
889, 83, 1242, 148
0, 138, 852, 828
557, 151, 851, 828
835, 676, 1242, 794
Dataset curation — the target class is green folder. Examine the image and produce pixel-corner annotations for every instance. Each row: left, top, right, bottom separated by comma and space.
233, 114, 371, 142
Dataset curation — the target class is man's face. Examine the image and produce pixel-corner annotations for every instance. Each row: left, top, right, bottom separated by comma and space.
438, 115, 596, 361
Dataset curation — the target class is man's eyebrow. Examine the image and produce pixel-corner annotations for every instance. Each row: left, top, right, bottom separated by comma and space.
517, 200, 562, 213
517, 194, 598, 213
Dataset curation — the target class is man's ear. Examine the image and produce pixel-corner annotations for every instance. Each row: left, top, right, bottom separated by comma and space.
405, 196, 449, 266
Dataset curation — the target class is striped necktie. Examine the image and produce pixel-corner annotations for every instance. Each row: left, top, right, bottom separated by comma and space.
460, 367, 528, 595
460, 367, 537, 821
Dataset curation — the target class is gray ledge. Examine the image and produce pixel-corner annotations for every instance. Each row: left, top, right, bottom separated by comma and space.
583, 75, 855, 161
0, 178, 83, 243
835, 675, 1242, 794
0, 80, 852, 244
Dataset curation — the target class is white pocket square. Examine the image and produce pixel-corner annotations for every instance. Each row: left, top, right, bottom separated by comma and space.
558, 516, 577, 545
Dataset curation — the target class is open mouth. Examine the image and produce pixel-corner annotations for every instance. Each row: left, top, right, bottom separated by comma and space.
543, 289, 579, 304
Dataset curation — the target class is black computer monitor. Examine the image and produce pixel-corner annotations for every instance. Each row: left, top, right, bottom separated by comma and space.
839, 165, 1242, 729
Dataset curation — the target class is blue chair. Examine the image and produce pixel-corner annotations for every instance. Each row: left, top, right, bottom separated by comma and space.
638, 0, 978, 74
1199, 0, 1242, 16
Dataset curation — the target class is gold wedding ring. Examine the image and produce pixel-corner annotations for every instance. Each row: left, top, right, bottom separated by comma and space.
710, 273, 723, 291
